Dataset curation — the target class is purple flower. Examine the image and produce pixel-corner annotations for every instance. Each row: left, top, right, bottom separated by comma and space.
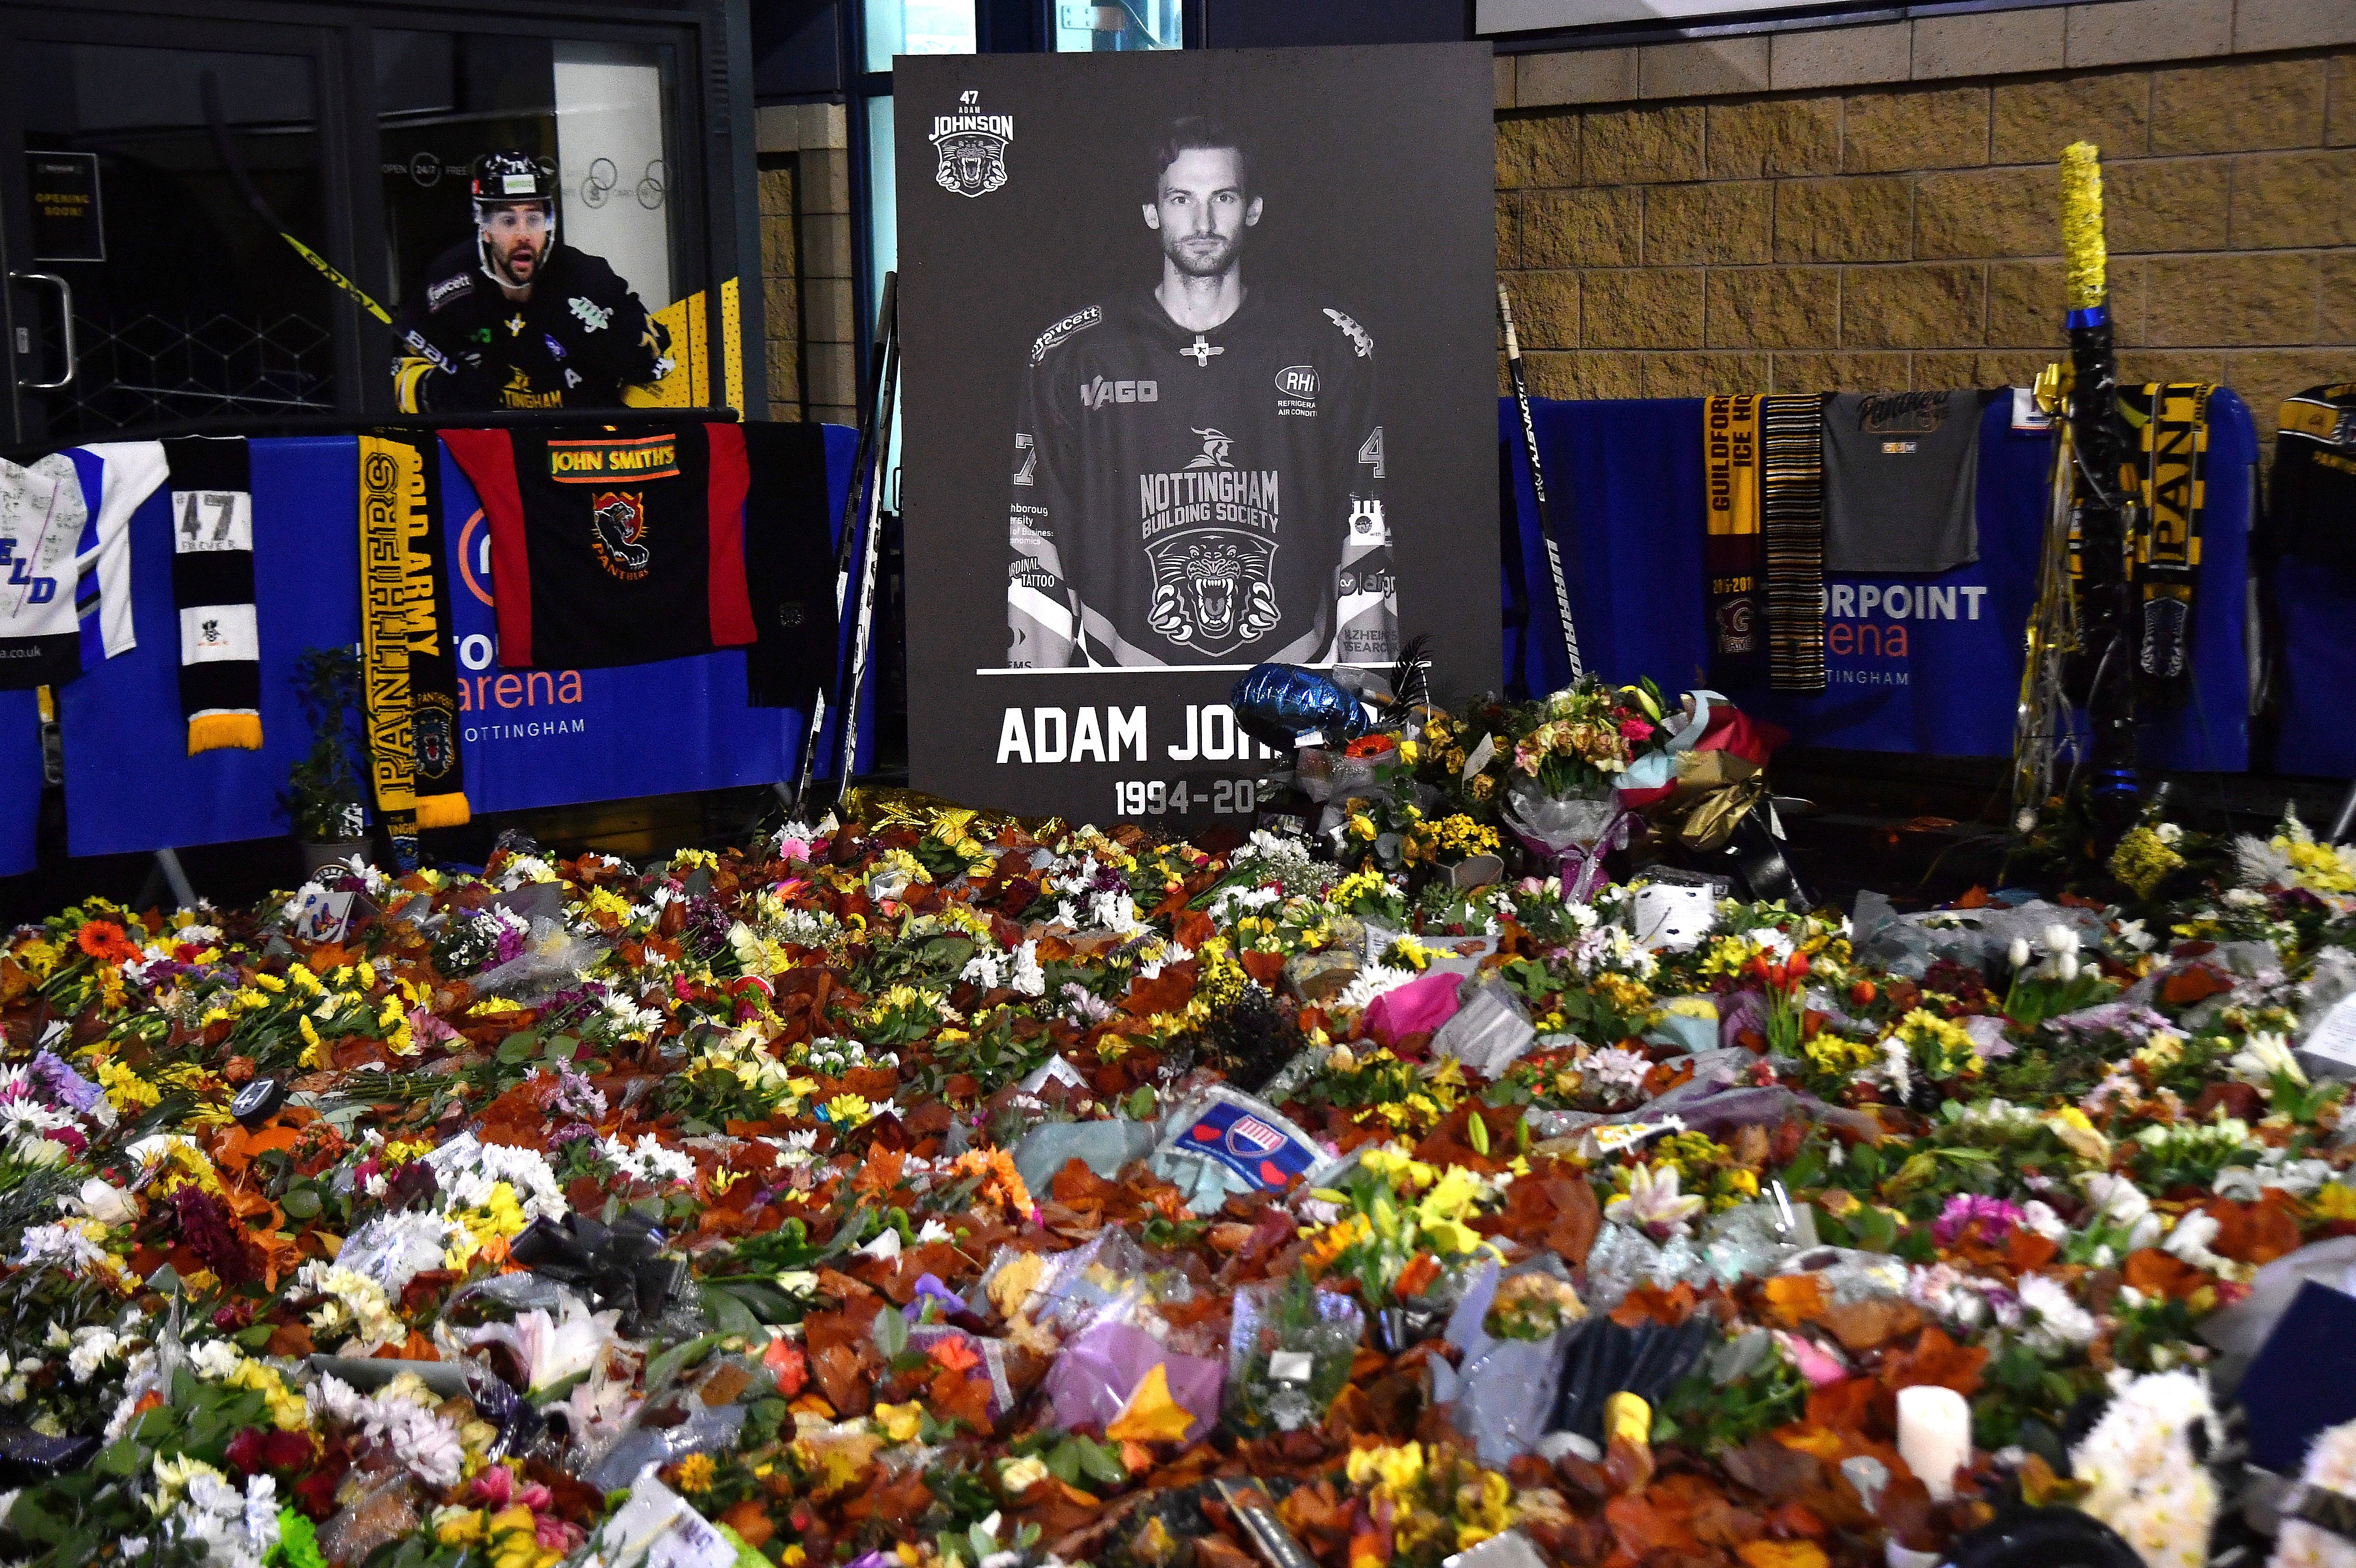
1933, 1193, 2025, 1248
1060, 982, 1113, 1025
549, 1063, 608, 1121
904, 1273, 966, 1318
27, 1052, 101, 1115
536, 982, 611, 1034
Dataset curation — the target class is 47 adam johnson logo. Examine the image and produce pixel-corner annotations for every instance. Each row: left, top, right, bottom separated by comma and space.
932, 89, 1012, 197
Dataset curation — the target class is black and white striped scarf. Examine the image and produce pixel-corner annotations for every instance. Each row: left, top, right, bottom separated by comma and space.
1763, 395, 1827, 693
162, 437, 261, 752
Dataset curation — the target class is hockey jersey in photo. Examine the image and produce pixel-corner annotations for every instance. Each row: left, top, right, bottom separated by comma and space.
1005, 284, 1395, 669
440, 423, 755, 670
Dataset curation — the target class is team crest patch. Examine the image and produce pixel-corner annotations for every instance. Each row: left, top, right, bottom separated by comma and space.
1145, 532, 1280, 657
1182, 1099, 1320, 1191
411, 702, 456, 780
931, 89, 1012, 198
1714, 594, 1756, 652
590, 490, 651, 581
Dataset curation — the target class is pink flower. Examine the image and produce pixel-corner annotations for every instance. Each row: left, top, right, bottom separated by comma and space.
470, 1466, 514, 1508
1772, 1330, 1849, 1387
778, 838, 813, 864
1932, 1193, 2025, 1248
1618, 716, 1656, 741
537, 1516, 585, 1552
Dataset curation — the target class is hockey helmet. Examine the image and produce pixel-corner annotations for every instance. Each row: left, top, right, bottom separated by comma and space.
470, 149, 557, 285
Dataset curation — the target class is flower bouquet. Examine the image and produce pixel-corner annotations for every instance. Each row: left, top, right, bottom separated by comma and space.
1456, 676, 1673, 898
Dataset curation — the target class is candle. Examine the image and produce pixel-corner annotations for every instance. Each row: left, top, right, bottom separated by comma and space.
1896, 1384, 1972, 1502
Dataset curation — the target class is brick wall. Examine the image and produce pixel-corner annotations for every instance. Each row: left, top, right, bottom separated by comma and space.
757, 160, 800, 420
1496, 42, 2356, 453
754, 104, 859, 427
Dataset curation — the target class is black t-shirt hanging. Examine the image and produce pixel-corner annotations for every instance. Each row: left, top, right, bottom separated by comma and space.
740, 422, 841, 708
441, 423, 754, 670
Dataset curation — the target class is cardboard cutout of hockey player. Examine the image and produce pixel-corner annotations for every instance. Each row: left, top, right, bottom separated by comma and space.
391, 150, 672, 413
1005, 117, 1396, 670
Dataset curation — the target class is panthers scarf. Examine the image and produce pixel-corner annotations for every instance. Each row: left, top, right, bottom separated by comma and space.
358, 432, 469, 844
1703, 396, 1766, 686
162, 437, 262, 753
2123, 382, 2210, 704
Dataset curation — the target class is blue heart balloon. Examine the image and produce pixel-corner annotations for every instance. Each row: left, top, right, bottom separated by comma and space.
1231, 664, 1372, 753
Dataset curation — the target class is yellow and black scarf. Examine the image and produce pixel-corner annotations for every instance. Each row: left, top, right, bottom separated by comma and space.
358, 431, 468, 852
2123, 382, 2209, 703
1704, 395, 1765, 686
2064, 382, 2211, 703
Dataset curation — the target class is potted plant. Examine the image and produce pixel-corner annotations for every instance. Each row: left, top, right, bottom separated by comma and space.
281, 646, 371, 875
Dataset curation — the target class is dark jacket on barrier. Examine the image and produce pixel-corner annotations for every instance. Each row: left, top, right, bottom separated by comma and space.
391, 240, 670, 413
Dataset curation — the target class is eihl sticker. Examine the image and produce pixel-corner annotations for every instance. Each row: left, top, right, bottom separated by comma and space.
931, 88, 1012, 198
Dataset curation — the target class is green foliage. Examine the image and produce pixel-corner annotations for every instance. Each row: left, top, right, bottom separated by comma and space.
280, 645, 367, 843
1971, 1337, 2093, 1453
1652, 1345, 1806, 1454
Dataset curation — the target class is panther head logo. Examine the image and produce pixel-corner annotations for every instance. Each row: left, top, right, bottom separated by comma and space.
1186, 541, 1245, 642
590, 491, 651, 577
1146, 536, 1280, 653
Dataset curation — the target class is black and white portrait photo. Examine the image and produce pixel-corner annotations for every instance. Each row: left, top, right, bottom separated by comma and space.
897, 44, 1496, 820
1003, 112, 1392, 672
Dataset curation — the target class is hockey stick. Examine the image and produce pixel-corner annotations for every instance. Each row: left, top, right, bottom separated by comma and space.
1497, 283, 1582, 681
791, 272, 897, 813
201, 73, 392, 326
826, 281, 903, 813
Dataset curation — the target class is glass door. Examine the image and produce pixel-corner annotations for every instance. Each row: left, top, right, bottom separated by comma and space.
0, 9, 357, 446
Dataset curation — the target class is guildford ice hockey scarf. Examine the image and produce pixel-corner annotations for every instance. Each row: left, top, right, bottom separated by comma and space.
2122, 382, 2210, 704
1703, 395, 1766, 686
441, 423, 754, 671
1762, 395, 1828, 693
162, 437, 261, 752
358, 432, 470, 839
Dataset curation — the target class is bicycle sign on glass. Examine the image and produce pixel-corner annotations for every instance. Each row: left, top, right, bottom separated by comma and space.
580, 158, 665, 211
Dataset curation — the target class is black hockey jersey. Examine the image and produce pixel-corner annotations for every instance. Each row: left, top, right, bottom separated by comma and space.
392, 240, 670, 413
2273, 383, 2356, 575
1006, 284, 1394, 668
